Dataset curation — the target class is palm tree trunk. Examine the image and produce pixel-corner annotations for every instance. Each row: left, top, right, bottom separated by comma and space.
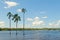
9, 19, 11, 36
23, 13, 25, 35
16, 21, 17, 35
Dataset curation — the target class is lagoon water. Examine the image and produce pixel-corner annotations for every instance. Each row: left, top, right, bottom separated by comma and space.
0, 30, 60, 40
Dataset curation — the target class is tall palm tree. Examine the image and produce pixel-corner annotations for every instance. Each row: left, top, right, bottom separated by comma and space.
12, 14, 21, 35
21, 8, 26, 35
7, 12, 13, 36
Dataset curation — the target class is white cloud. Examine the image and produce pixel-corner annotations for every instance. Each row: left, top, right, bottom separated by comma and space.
27, 18, 33, 21
17, 9, 22, 12
32, 16, 45, 26
27, 17, 45, 26
26, 17, 60, 28
42, 16, 48, 18
49, 23, 53, 26
56, 20, 60, 26
4, 1, 18, 8
49, 20, 60, 28
32, 20, 45, 26
49, 22, 55, 27
34, 16, 40, 21
0, 21, 5, 27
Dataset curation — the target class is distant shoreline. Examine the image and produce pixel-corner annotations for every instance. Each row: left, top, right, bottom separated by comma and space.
0, 28, 60, 31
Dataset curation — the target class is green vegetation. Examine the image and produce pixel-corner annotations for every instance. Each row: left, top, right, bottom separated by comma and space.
0, 28, 60, 31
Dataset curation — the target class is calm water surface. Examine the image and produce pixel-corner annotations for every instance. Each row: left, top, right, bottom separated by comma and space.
0, 30, 60, 40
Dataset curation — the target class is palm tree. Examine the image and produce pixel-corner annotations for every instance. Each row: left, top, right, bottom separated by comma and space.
12, 14, 21, 35
21, 8, 26, 35
7, 12, 13, 36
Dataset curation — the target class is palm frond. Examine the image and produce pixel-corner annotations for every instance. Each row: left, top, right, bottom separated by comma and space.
7, 12, 13, 19
21, 8, 26, 13
12, 14, 21, 23
7, 12, 11, 16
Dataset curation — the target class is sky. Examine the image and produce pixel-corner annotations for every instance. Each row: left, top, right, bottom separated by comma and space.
0, 0, 60, 28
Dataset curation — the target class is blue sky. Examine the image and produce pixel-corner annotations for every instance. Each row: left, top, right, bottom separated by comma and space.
0, 0, 60, 28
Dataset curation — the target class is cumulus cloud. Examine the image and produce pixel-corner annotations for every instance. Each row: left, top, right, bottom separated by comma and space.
56, 20, 60, 24
4, 1, 18, 8
49, 23, 53, 26
17, 9, 22, 12
32, 16, 45, 26
32, 20, 45, 26
27, 17, 45, 26
49, 20, 60, 28
27, 18, 33, 21
42, 16, 48, 18
34, 17, 40, 21
26, 17, 60, 28
0, 21, 5, 27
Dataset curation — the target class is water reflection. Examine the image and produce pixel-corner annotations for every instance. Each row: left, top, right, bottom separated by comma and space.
0, 30, 60, 40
